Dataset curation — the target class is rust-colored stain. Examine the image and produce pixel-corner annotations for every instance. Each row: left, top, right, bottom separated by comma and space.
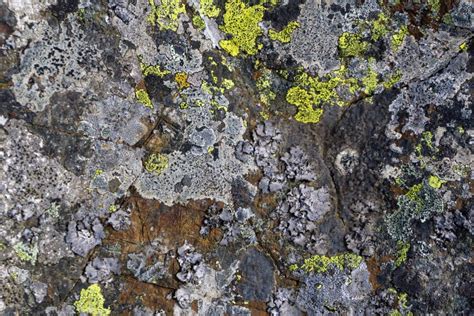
253, 193, 278, 218
245, 170, 263, 187
105, 194, 222, 312
118, 276, 174, 314
383, 0, 459, 34
105, 195, 217, 254
367, 256, 381, 291
366, 255, 392, 292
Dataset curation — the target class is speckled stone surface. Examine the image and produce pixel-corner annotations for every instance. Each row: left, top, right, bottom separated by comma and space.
0, 0, 472, 314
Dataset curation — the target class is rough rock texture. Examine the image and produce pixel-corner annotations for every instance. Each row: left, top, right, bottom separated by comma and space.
1, 0, 473, 314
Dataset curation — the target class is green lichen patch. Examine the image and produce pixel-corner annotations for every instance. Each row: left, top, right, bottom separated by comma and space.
362, 67, 379, 94
428, 175, 445, 189
395, 241, 410, 267
428, 0, 441, 15
285, 64, 380, 123
386, 181, 444, 241
74, 284, 111, 316
383, 70, 402, 89
199, 0, 220, 18
338, 32, 368, 58
219, 0, 265, 56
268, 21, 300, 43
192, 14, 206, 30
255, 66, 276, 106
294, 253, 363, 274
391, 26, 409, 51
135, 88, 153, 109
140, 62, 170, 78
371, 13, 390, 41
13, 242, 38, 265
144, 153, 169, 174
147, 0, 186, 31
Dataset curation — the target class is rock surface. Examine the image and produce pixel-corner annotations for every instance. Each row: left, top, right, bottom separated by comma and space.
0, 0, 472, 314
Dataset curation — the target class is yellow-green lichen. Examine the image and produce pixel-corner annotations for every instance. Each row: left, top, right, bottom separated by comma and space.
398, 292, 409, 309
289, 263, 298, 271
256, 67, 276, 106
428, 175, 445, 189
222, 78, 235, 90
286, 86, 324, 123
421, 131, 434, 150
74, 284, 111, 316
108, 204, 118, 213
391, 26, 408, 51
389, 310, 402, 316
459, 42, 468, 52
296, 253, 363, 273
192, 15, 206, 30
268, 21, 300, 43
140, 58, 170, 78
395, 241, 410, 267
135, 88, 153, 109
199, 0, 220, 18
219, 0, 265, 56
406, 183, 423, 202
147, 0, 186, 31
175, 72, 190, 89
383, 70, 402, 89
144, 153, 169, 174
371, 13, 390, 41
428, 0, 441, 15
285, 65, 364, 123
14, 242, 38, 265
338, 32, 368, 58
362, 67, 379, 94
94, 169, 104, 177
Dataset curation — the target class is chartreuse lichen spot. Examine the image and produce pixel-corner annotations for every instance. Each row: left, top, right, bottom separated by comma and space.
391, 26, 409, 51
338, 32, 368, 58
371, 13, 390, 41
145, 153, 169, 174
147, 0, 186, 31
395, 241, 410, 267
219, 0, 265, 56
135, 87, 153, 109
269, 21, 300, 43
428, 175, 445, 189
293, 253, 363, 273
199, 0, 220, 18
192, 15, 206, 30
74, 284, 111, 316
383, 70, 402, 89
14, 242, 38, 265
428, 0, 441, 15
175, 72, 190, 89
286, 65, 367, 123
362, 66, 379, 94
140, 59, 170, 78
